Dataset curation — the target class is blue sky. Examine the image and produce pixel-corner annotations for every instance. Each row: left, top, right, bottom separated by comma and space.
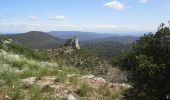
0, 0, 170, 34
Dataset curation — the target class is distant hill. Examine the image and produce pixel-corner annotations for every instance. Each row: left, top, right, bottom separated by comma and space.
88, 36, 139, 44
48, 31, 138, 44
2, 31, 64, 49
48, 31, 114, 42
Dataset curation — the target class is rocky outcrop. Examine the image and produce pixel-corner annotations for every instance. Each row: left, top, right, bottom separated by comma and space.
65, 37, 80, 50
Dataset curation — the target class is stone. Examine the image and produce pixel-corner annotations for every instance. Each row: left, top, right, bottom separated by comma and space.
82, 74, 106, 82
94, 77, 106, 82
67, 95, 77, 100
114, 83, 132, 89
21, 77, 36, 88
83, 74, 95, 79
41, 62, 54, 69
65, 37, 80, 50
67, 74, 76, 77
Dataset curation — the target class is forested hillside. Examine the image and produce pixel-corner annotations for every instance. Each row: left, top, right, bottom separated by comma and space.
82, 41, 130, 59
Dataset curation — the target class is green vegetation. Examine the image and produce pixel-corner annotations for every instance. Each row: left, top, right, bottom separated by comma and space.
69, 76, 78, 85
41, 84, 55, 93
82, 41, 130, 60
76, 83, 92, 97
114, 22, 170, 99
99, 84, 111, 96
29, 85, 43, 100
0, 36, 47, 60
55, 71, 67, 83
0, 48, 78, 99
39, 47, 109, 75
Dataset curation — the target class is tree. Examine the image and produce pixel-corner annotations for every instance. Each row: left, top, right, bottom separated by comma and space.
114, 22, 170, 99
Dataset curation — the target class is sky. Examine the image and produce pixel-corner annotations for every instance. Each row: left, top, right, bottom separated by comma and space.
0, 0, 170, 34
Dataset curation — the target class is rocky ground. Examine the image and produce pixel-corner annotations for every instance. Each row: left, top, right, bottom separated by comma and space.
0, 49, 131, 100
19, 74, 131, 100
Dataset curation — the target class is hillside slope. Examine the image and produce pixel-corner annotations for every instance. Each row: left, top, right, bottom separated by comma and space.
0, 38, 131, 100
38, 46, 127, 83
3, 31, 64, 49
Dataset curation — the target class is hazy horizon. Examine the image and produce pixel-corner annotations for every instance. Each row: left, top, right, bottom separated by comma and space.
1, 30, 145, 37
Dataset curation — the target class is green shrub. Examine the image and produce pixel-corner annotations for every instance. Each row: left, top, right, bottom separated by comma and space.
99, 84, 111, 96
69, 76, 78, 85
76, 83, 92, 97
114, 22, 170, 99
41, 85, 55, 93
29, 85, 43, 100
10, 83, 23, 100
55, 72, 66, 83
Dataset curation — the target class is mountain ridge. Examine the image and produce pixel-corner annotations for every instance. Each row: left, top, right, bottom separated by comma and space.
1, 31, 65, 49
48, 31, 115, 42
48, 31, 139, 44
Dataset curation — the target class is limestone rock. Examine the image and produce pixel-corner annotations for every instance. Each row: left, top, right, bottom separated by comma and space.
21, 77, 36, 88
83, 74, 95, 79
65, 37, 80, 50
67, 95, 77, 100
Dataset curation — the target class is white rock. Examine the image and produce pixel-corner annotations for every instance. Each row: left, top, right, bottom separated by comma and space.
83, 74, 106, 82
83, 74, 95, 79
21, 77, 36, 88
8, 54, 20, 60
41, 62, 54, 68
120, 83, 132, 88
114, 83, 132, 88
58, 70, 63, 72
67, 74, 76, 77
67, 95, 77, 100
94, 77, 106, 82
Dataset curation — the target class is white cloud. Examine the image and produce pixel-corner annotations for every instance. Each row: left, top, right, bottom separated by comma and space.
0, 22, 78, 33
0, 15, 6, 19
103, 0, 125, 11
28, 15, 37, 21
0, 14, 8, 19
0, 22, 154, 33
139, 0, 148, 3
49, 16, 65, 20
90, 24, 154, 33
